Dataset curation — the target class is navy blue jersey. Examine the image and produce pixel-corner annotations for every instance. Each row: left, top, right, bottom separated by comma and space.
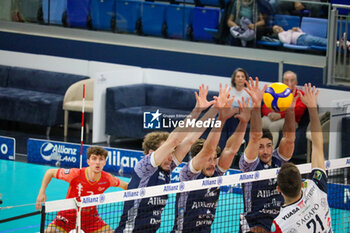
172, 160, 226, 233
239, 149, 289, 232
115, 152, 179, 233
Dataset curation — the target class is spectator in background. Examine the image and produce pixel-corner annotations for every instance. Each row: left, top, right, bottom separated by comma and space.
231, 68, 251, 108
227, 0, 266, 46
272, 25, 327, 47
276, 0, 324, 18
262, 70, 307, 148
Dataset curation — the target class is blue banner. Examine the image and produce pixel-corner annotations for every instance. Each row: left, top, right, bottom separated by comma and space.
328, 183, 350, 210
27, 138, 144, 175
27, 138, 239, 178
0, 136, 15, 161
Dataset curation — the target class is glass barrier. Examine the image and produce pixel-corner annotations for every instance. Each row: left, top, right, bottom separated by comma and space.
0, 0, 344, 57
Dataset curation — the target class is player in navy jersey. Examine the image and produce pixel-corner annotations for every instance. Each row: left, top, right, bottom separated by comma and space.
239, 77, 297, 233
172, 96, 252, 232
271, 83, 332, 233
115, 84, 232, 233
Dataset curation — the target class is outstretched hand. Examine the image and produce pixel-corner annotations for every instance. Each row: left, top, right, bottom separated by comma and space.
194, 84, 215, 109
235, 97, 251, 124
244, 77, 267, 108
298, 83, 319, 108
218, 95, 237, 122
213, 83, 232, 110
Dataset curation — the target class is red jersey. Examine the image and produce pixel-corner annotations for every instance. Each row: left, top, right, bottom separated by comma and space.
262, 89, 307, 123
55, 167, 120, 198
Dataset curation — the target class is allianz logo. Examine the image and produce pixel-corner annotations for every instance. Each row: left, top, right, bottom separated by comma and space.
82, 196, 99, 204
239, 173, 254, 180
40, 142, 77, 162
202, 179, 217, 186
107, 150, 139, 168
123, 190, 140, 198
163, 185, 179, 192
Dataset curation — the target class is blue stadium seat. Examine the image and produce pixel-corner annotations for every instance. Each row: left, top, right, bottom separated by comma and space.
142, 2, 167, 37
42, 0, 67, 25
166, 5, 194, 39
198, 0, 220, 7
116, 0, 142, 33
90, 0, 115, 30
192, 7, 220, 42
67, 0, 90, 28
301, 17, 328, 38
273, 14, 301, 30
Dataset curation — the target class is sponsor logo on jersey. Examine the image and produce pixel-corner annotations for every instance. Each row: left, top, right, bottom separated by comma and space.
98, 187, 106, 192
313, 170, 323, 181
282, 207, 299, 220
64, 169, 70, 174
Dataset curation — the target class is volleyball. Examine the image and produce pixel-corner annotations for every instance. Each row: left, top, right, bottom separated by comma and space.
263, 82, 293, 112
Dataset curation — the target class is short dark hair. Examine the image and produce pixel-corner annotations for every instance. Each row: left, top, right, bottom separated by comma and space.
231, 68, 249, 87
87, 146, 108, 159
277, 163, 302, 198
142, 131, 169, 154
190, 138, 221, 158
262, 129, 273, 141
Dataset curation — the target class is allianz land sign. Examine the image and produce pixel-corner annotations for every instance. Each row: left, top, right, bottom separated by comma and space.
0, 136, 15, 160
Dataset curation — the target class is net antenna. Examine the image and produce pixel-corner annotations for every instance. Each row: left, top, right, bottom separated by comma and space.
76, 84, 86, 233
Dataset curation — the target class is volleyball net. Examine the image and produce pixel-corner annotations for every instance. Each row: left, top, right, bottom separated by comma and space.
42, 157, 350, 233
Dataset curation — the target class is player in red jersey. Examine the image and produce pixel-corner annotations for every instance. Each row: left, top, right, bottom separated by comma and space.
36, 146, 128, 233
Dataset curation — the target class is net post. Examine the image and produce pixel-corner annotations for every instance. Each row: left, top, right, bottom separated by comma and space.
40, 205, 46, 233
75, 197, 82, 233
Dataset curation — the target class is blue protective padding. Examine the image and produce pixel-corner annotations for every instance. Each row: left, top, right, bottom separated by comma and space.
273, 14, 301, 30
166, 5, 194, 39
310, 45, 327, 51
257, 40, 282, 47
283, 43, 310, 50
199, 0, 220, 7
67, 0, 90, 28
192, 7, 220, 41
116, 0, 142, 33
301, 17, 328, 38
42, 0, 67, 25
90, 0, 115, 30
142, 1, 167, 37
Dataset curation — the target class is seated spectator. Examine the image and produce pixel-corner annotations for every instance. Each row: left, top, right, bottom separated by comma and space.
227, 0, 266, 46
262, 70, 307, 148
273, 25, 327, 47
231, 68, 251, 108
276, 0, 324, 18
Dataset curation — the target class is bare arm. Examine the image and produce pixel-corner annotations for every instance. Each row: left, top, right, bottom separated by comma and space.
244, 77, 267, 161
118, 180, 128, 190
278, 89, 296, 159
36, 169, 58, 210
153, 85, 215, 166
299, 83, 325, 170
192, 85, 235, 171
219, 97, 251, 171
227, 14, 238, 28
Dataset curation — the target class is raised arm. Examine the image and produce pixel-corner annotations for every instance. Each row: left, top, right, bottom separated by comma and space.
36, 169, 58, 210
244, 77, 267, 161
191, 85, 235, 171
219, 97, 251, 171
173, 84, 236, 163
153, 84, 215, 166
278, 89, 296, 159
298, 83, 325, 170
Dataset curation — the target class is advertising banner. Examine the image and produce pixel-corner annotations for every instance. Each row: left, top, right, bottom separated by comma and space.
0, 136, 15, 161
